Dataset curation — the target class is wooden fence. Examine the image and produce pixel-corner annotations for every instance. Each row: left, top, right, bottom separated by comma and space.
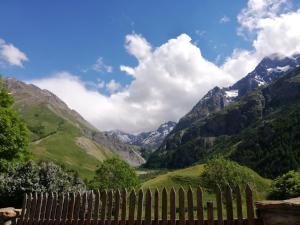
17, 184, 262, 225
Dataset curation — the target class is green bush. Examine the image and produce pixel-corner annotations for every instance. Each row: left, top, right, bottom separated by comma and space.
89, 157, 140, 190
268, 170, 300, 200
0, 161, 85, 207
200, 156, 269, 193
0, 77, 30, 170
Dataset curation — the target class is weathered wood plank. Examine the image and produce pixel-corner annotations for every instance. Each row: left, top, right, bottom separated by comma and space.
207, 201, 214, 225
73, 193, 81, 225
107, 190, 113, 225
18, 193, 28, 225
61, 193, 69, 223
54, 193, 64, 225
246, 184, 255, 225
225, 185, 233, 225
137, 190, 143, 225
154, 188, 159, 225
39, 193, 47, 223
236, 186, 243, 225
145, 189, 152, 225
187, 186, 194, 225
178, 187, 185, 225
216, 186, 223, 225
86, 191, 94, 225
121, 189, 127, 225
170, 188, 176, 225
114, 189, 121, 225
129, 190, 136, 225
67, 193, 75, 223
44, 192, 53, 223
100, 190, 107, 225
29, 192, 37, 225
162, 188, 168, 225
25, 193, 32, 223
50, 193, 58, 222
93, 190, 101, 225
81, 192, 88, 220
196, 187, 204, 225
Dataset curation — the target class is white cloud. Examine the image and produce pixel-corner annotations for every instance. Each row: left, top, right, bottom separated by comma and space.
0, 38, 28, 67
92, 57, 113, 73
31, 34, 234, 133
106, 79, 122, 93
220, 16, 230, 23
30, 0, 300, 134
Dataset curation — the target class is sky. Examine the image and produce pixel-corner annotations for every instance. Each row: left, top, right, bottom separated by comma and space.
1, 0, 300, 133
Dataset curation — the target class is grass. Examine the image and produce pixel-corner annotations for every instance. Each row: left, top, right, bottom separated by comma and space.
17, 103, 114, 180
140, 164, 271, 219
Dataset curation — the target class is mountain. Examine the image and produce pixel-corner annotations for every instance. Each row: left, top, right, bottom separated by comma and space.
3, 77, 144, 179
146, 55, 300, 178
173, 54, 300, 132
106, 121, 176, 150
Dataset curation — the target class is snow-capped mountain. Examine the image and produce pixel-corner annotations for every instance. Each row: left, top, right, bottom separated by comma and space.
172, 53, 300, 132
106, 121, 176, 150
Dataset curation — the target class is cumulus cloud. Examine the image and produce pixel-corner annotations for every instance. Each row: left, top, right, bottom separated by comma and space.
31, 34, 234, 133
0, 38, 28, 67
30, 0, 300, 133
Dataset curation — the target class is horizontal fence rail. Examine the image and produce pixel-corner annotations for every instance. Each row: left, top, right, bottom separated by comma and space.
17, 184, 262, 225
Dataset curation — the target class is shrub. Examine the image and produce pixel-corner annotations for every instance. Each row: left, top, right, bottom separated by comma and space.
268, 170, 300, 200
200, 156, 269, 193
0, 161, 85, 207
89, 157, 140, 190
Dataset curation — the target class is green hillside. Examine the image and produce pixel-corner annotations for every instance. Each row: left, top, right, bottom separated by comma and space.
141, 162, 271, 218
20, 103, 114, 179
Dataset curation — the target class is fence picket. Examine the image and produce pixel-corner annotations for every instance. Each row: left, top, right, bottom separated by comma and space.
225, 185, 233, 225
129, 190, 136, 225
236, 186, 243, 225
137, 190, 143, 225
121, 189, 127, 225
114, 190, 121, 225
154, 188, 159, 225
196, 187, 204, 225
21, 185, 259, 225
187, 186, 194, 225
162, 188, 168, 225
246, 184, 255, 225
216, 186, 223, 225
178, 187, 185, 225
145, 189, 152, 225
100, 190, 107, 225
170, 188, 176, 225
73, 193, 81, 225
207, 201, 214, 225
93, 190, 101, 225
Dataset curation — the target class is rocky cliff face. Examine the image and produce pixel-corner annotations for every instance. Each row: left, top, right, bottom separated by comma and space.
106, 121, 176, 151
146, 56, 300, 178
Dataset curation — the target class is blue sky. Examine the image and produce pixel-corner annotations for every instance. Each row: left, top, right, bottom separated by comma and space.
0, 0, 248, 84
1, 0, 300, 133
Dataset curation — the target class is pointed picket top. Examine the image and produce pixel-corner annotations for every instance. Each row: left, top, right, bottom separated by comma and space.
114, 189, 121, 222
154, 188, 159, 222
246, 184, 255, 225
145, 189, 152, 225
187, 186, 194, 224
121, 188, 127, 225
170, 187, 176, 224
216, 184, 223, 225
162, 187, 168, 223
73, 192, 81, 221
129, 189, 136, 224
137, 189, 144, 225
196, 186, 204, 225
100, 190, 107, 220
225, 184, 233, 225
235, 185, 243, 225
178, 186, 185, 225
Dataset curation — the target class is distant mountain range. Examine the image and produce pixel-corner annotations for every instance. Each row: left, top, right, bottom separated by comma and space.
146, 54, 300, 178
106, 121, 176, 150
4, 78, 145, 178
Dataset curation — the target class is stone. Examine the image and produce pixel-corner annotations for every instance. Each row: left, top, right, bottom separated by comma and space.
256, 197, 300, 225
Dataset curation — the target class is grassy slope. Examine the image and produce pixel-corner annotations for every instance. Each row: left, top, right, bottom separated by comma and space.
141, 164, 271, 218
17, 104, 114, 180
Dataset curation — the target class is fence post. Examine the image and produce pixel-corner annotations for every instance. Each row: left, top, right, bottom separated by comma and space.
246, 184, 255, 225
